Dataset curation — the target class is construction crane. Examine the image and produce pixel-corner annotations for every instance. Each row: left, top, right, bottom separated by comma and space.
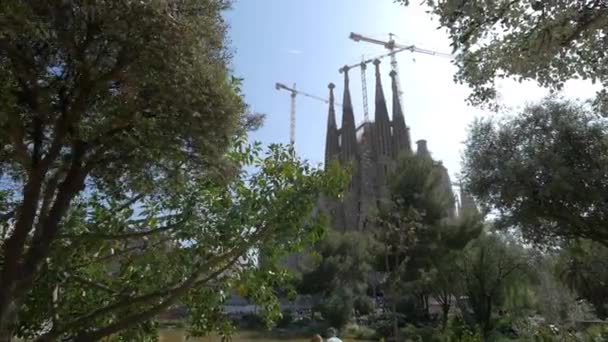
275, 82, 342, 145
342, 32, 452, 121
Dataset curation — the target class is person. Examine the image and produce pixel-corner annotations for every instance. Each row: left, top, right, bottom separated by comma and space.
310, 334, 323, 342
325, 327, 343, 342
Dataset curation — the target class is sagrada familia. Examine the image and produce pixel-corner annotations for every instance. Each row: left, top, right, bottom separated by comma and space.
320, 59, 475, 232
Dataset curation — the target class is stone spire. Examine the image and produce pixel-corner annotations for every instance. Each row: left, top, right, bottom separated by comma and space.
436, 161, 457, 220
390, 70, 411, 156
340, 67, 358, 161
325, 83, 339, 167
416, 139, 431, 159
459, 183, 479, 216
373, 59, 391, 156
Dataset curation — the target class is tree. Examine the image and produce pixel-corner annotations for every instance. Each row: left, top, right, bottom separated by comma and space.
299, 231, 374, 298
372, 153, 466, 338
0, 1, 348, 340
462, 98, 608, 247
398, 0, 608, 109
384, 153, 451, 339
456, 231, 531, 338
379, 153, 482, 331
299, 231, 375, 327
533, 254, 586, 325
374, 206, 418, 341
557, 239, 608, 320
13, 143, 346, 341
425, 238, 472, 329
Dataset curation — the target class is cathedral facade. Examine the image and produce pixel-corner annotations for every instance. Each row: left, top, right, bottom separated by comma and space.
321, 60, 461, 232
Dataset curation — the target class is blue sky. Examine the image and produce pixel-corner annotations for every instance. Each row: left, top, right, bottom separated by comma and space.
225, 0, 599, 179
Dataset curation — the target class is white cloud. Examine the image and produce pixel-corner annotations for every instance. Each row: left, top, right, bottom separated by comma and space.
283, 48, 303, 55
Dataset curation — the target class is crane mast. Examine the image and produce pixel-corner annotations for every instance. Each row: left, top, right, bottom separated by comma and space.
387, 33, 403, 105
275, 82, 341, 146
290, 84, 296, 146
360, 59, 369, 122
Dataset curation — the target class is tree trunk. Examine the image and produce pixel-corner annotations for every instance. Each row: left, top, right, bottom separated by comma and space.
392, 300, 399, 342
0, 300, 17, 342
441, 301, 450, 330
482, 296, 492, 339
0, 154, 87, 339
391, 249, 401, 341
0, 174, 45, 327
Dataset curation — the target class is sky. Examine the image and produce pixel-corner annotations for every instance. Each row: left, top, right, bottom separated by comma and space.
224, 0, 600, 180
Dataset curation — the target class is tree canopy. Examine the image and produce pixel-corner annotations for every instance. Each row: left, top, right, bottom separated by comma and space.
0, 1, 348, 340
371, 153, 482, 338
456, 231, 532, 338
299, 231, 374, 298
398, 0, 608, 109
557, 239, 608, 319
298, 231, 375, 329
462, 98, 608, 247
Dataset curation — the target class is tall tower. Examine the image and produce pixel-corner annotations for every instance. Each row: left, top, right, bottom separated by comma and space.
459, 186, 479, 216
317, 59, 465, 235
372, 60, 392, 157
340, 67, 358, 162
372, 60, 393, 206
340, 67, 360, 231
390, 70, 411, 157
325, 83, 339, 166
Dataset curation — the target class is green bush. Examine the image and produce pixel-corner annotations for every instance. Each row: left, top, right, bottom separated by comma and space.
400, 324, 443, 342
238, 313, 265, 329
369, 312, 409, 339
529, 323, 580, 342
344, 323, 377, 340
320, 294, 354, 329
396, 297, 429, 324
276, 309, 294, 328
443, 315, 483, 341
369, 313, 396, 338
583, 324, 608, 341
354, 296, 375, 316
494, 315, 519, 339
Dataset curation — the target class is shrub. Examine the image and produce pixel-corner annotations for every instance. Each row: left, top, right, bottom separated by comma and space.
239, 313, 265, 329
369, 313, 394, 339
276, 309, 294, 328
344, 323, 377, 340
320, 294, 354, 329
396, 297, 429, 324
400, 324, 443, 342
443, 315, 483, 341
354, 296, 375, 316
494, 315, 519, 339
369, 312, 408, 339
585, 324, 608, 340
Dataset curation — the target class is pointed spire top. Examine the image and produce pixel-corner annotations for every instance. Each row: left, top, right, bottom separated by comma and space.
343, 65, 350, 84
372, 59, 391, 156
373, 59, 387, 107
389, 70, 400, 101
389, 70, 399, 101
390, 69, 411, 155
416, 139, 431, 158
341, 66, 357, 161
342, 66, 353, 113
373, 59, 385, 98
327, 82, 336, 128
373, 59, 382, 83
325, 83, 339, 166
